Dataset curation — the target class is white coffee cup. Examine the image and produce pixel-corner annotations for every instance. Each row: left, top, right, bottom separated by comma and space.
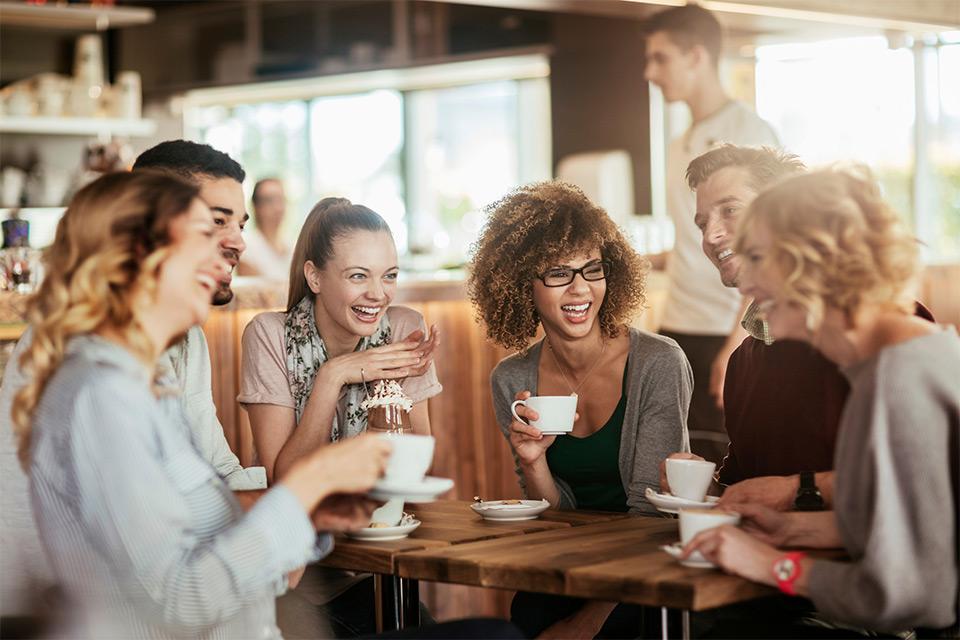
369, 498, 404, 527
665, 458, 716, 502
378, 432, 434, 483
510, 395, 577, 435
679, 508, 741, 545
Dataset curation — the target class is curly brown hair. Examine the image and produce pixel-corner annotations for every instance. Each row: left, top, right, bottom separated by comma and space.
468, 181, 649, 351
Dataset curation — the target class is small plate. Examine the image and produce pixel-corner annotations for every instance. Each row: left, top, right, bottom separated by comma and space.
369, 476, 454, 503
346, 515, 421, 541
645, 487, 719, 515
660, 542, 715, 569
470, 499, 550, 521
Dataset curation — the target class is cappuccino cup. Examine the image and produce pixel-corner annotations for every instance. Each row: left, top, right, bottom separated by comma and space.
378, 432, 434, 483
665, 458, 716, 501
510, 395, 577, 435
679, 508, 741, 545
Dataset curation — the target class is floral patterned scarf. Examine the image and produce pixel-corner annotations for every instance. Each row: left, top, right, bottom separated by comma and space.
284, 296, 392, 441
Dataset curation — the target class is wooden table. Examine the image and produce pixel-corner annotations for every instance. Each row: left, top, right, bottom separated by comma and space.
318, 500, 629, 631
319, 501, 784, 638
397, 516, 776, 638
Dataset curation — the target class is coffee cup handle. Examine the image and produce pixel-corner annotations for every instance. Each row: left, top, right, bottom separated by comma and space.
510, 400, 529, 425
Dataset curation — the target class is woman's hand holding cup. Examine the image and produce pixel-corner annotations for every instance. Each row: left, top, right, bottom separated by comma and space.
658, 452, 706, 493
508, 390, 557, 465
281, 433, 392, 516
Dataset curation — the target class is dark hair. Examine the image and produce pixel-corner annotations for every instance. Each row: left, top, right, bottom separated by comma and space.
686, 144, 806, 192
643, 4, 723, 65
133, 140, 245, 184
468, 181, 649, 351
251, 177, 281, 205
286, 197, 392, 310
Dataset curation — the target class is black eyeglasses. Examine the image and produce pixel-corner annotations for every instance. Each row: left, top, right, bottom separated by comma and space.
537, 261, 611, 287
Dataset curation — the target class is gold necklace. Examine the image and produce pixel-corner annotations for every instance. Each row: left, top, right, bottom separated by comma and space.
546, 338, 606, 397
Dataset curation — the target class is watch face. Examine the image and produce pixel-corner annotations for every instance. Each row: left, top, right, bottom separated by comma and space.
774, 558, 797, 581
795, 489, 824, 511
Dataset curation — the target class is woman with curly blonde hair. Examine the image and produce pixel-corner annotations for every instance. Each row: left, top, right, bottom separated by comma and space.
12, 171, 393, 639
682, 168, 959, 637
470, 181, 693, 638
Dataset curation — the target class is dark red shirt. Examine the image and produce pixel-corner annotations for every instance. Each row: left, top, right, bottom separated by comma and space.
718, 302, 934, 485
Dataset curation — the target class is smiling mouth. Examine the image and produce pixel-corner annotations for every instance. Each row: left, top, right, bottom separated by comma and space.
560, 302, 591, 319
351, 305, 382, 323
717, 249, 734, 262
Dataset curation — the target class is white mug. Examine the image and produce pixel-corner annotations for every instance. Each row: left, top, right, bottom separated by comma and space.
510, 395, 577, 435
665, 458, 716, 502
378, 432, 434, 483
678, 508, 741, 567
679, 508, 741, 545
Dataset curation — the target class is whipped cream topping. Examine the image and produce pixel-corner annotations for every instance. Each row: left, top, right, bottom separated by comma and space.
360, 380, 413, 413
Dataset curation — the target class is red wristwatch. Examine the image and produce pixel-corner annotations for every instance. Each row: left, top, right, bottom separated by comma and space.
772, 551, 807, 595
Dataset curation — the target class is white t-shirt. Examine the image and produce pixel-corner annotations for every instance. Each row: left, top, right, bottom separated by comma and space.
0, 325, 265, 615
660, 101, 779, 335
240, 228, 294, 282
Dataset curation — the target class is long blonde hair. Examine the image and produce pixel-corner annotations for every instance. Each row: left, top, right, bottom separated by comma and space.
11, 171, 199, 468
734, 167, 920, 328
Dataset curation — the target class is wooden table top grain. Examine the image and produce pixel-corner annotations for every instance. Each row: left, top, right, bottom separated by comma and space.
394, 513, 781, 611
318, 500, 629, 574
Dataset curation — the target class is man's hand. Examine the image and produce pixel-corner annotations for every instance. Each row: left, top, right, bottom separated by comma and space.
312, 494, 380, 532
728, 503, 796, 547
718, 475, 797, 511
658, 452, 705, 493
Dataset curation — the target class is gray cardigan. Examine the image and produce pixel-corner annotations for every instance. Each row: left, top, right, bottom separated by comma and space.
807, 328, 960, 633
491, 328, 693, 515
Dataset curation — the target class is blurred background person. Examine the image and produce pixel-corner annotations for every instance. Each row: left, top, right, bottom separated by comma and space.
641, 4, 779, 465
240, 177, 295, 281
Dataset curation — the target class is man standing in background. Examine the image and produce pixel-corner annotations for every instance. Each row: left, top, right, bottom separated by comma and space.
642, 4, 779, 464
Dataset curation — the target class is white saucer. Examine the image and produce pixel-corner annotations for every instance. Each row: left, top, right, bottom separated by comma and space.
660, 542, 715, 569
346, 515, 421, 541
369, 476, 454, 503
470, 499, 550, 521
645, 487, 720, 515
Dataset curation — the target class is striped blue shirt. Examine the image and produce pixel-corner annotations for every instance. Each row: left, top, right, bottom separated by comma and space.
29, 336, 332, 639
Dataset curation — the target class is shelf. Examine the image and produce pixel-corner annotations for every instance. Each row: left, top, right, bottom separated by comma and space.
1, 207, 65, 248
0, 2, 154, 30
0, 115, 156, 137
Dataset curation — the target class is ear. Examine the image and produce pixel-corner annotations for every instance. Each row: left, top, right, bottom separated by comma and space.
304, 260, 322, 295
690, 44, 711, 70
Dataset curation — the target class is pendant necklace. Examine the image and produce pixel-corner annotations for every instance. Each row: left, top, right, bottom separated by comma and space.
546, 338, 606, 397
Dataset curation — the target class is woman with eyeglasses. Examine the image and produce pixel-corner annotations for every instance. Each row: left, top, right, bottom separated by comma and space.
468, 181, 693, 639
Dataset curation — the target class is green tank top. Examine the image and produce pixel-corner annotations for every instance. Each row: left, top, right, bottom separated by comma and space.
545, 363, 628, 512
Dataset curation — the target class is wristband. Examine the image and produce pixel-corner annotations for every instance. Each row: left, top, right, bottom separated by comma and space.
773, 551, 807, 596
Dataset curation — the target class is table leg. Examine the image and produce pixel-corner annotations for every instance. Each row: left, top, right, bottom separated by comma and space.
660, 607, 691, 640
374, 574, 401, 632
394, 576, 421, 628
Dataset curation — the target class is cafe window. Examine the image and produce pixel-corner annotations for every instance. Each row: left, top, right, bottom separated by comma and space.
183, 54, 551, 266
753, 35, 960, 261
